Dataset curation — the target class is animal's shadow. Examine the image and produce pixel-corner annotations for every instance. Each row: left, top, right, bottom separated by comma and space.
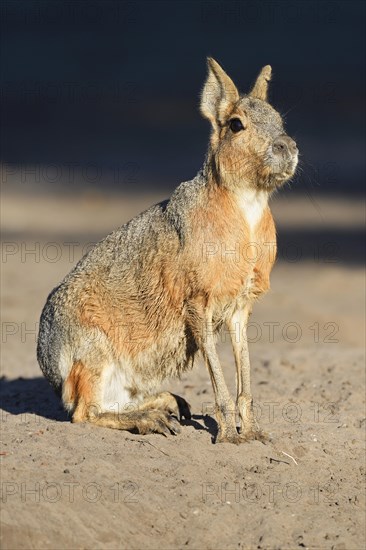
0, 376, 68, 422
181, 415, 218, 441
0, 376, 219, 438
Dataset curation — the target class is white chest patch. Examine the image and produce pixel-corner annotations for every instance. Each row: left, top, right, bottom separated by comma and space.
236, 189, 268, 233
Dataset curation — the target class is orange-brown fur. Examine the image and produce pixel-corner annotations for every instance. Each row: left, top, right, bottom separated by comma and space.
63, 360, 97, 422
252, 207, 277, 297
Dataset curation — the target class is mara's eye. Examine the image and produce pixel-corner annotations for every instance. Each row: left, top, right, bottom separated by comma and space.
229, 118, 244, 133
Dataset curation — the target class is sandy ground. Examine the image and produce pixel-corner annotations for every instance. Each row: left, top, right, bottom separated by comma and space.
0, 190, 365, 550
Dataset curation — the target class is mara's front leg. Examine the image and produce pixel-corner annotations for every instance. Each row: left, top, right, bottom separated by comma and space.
201, 315, 240, 444
228, 307, 268, 442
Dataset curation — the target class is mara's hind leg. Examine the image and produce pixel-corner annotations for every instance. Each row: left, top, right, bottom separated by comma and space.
91, 392, 191, 435
89, 409, 181, 435
63, 361, 182, 436
138, 391, 191, 421
92, 392, 191, 434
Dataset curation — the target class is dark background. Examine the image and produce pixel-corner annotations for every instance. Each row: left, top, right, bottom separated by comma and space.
1, 0, 365, 195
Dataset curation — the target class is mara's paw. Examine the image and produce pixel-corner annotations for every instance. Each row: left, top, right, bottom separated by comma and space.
216, 429, 242, 445
152, 391, 191, 421
240, 427, 269, 444
138, 410, 181, 437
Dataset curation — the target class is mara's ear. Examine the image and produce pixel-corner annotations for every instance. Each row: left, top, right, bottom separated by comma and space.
249, 65, 272, 101
200, 57, 239, 129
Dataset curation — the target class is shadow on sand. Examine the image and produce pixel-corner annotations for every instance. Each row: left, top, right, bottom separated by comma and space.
0, 376, 68, 422
0, 377, 220, 438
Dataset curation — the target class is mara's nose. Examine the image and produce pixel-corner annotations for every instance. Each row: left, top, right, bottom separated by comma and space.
272, 135, 298, 157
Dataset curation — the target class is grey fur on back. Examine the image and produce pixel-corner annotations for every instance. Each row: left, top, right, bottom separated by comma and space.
37, 171, 207, 393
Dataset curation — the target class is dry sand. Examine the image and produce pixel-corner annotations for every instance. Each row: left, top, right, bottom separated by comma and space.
1, 190, 365, 549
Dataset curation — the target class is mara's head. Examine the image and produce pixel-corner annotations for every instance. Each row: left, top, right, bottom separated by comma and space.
201, 57, 298, 191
